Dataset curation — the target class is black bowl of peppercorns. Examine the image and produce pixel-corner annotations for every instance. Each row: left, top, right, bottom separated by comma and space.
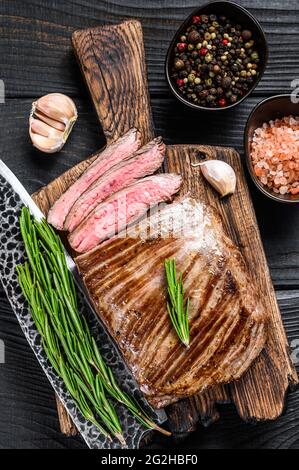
166, 1, 268, 111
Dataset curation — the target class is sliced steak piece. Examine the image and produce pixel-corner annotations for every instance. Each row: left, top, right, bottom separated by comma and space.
69, 174, 182, 253
76, 197, 268, 408
47, 128, 141, 230
64, 137, 166, 232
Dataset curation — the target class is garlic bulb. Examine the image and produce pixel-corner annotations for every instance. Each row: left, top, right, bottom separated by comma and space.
198, 160, 236, 197
29, 93, 78, 153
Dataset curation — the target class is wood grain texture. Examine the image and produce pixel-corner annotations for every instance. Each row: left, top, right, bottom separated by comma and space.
30, 148, 237, 438
32, 142, 298, 438
1, 0, 299, 450
72, 21, 154, 145
0, 1, 299, 98
1, 286, 298, 449
1, 97, 298, 288
29, 18, 298, 439
0, 288, 86, 449
165, 144, 298, 427
55, 396, 77, 437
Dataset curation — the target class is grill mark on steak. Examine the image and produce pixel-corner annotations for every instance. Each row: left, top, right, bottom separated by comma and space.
225, 312, 257, 363
111, 240, 181, 307
151, 288, 237, 386
126, 292, 167, 352
84, 241, 181, 336
157, 299, 245, 395
105, 241, 183, 346
136, 255, 228, 374
162, 307, 239, 390
224, 270, 237, 294
134, 251, 209, 369
95, 241, 175, 301
122, 288, 164, 352
193, 311, 247, 383
196, 302, 245, 370
87, 238, 139, 277
76, 196, 268, 408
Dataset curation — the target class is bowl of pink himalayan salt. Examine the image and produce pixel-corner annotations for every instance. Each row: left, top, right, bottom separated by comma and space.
245, 95, 299, 203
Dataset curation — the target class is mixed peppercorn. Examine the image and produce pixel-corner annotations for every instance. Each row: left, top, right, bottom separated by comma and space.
170, 14, 261, 108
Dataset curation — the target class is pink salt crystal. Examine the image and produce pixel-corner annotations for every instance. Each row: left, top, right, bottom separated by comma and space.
279, 186, 288, 195
250, 115, 299, 196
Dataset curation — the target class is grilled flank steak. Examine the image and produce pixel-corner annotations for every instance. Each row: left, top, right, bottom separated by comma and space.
76, 197, 268, 408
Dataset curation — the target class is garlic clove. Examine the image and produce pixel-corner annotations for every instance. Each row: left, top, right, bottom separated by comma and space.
29, 133, 65, 154
29, 93, 77, 154
30, 118, 64, 140
34, 93, 77, 124
34, 110, 66, 132
199, 160, 236, 197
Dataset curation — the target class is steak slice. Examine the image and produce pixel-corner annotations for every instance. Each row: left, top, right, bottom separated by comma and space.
47, 128, 141, 230
69, 174, 182, 253
76, 197, 268, 408
64, 137, 166, 232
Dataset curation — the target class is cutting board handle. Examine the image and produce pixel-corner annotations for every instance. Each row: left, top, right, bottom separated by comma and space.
72, 20, 155, 146
39, 20, 297, 440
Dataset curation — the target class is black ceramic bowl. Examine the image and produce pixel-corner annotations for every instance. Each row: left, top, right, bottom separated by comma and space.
244, 95, 299, 204
165, 1, 268, 111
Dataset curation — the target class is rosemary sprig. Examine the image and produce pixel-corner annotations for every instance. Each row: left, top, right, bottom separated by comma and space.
17, 207, 170, 445
165, 259, 190, 347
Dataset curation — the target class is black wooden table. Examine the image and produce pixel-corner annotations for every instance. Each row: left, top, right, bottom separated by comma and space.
0, 0, 298, 450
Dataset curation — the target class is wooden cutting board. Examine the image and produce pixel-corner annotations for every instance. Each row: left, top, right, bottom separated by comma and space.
32, 20, 298, 440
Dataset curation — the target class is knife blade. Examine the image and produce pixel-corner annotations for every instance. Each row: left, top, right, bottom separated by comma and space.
0, 158, 118, 336
0, 159, 167, 423
0, 159, 93, 299
0, 159, 77, 269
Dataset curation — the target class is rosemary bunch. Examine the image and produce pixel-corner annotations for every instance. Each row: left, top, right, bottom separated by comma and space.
17, 207, 170, 444
165, 259, 190, 347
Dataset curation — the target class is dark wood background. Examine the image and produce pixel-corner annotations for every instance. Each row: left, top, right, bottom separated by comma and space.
0, 0, 298, 449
